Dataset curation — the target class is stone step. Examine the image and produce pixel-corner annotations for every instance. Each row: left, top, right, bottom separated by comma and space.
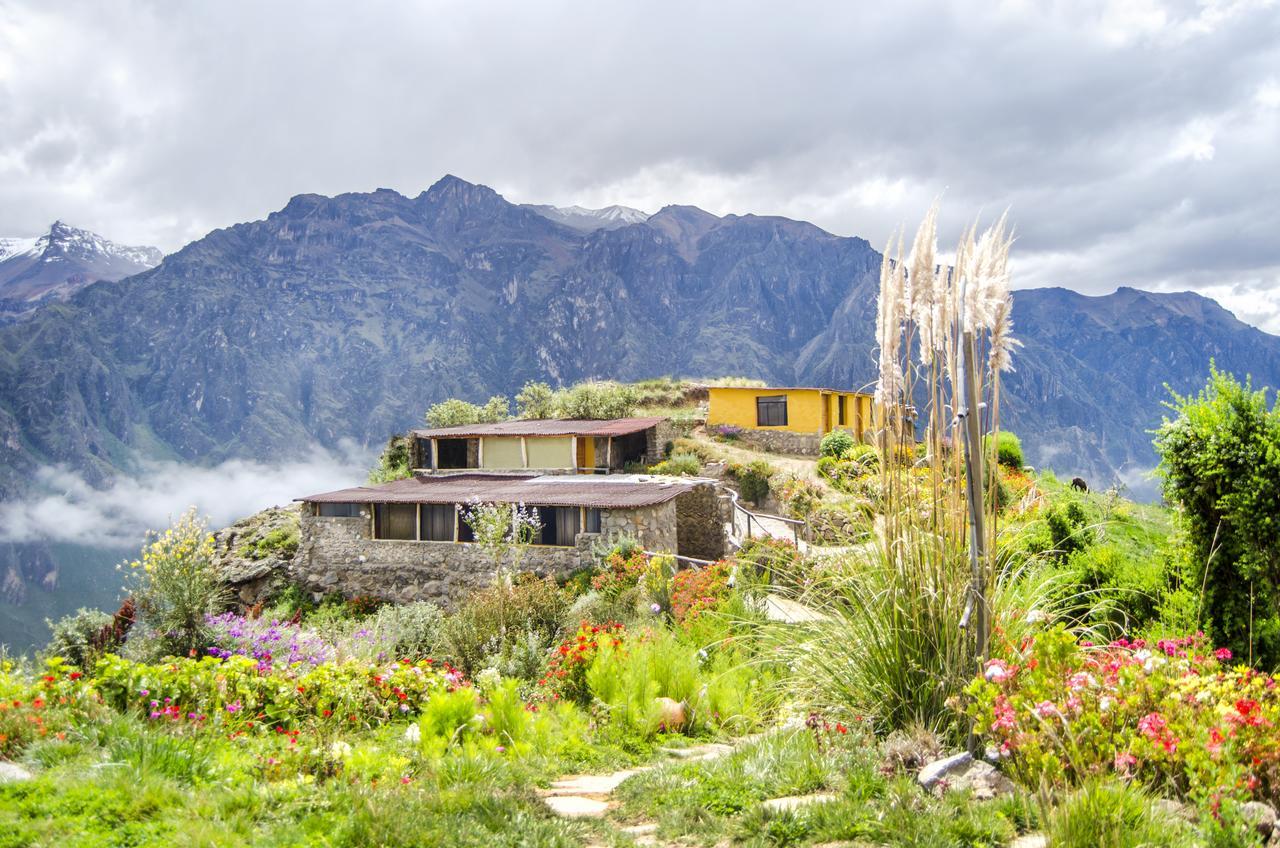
762, 793, 839, 813
543, 794, 610, 818
545, 768, 645, 797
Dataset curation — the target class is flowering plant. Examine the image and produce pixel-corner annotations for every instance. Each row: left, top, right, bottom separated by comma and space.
591, 549, 649, 599
964, 626, 1280, 805
94, 652, 466, 732
540, 621, 625, 704
0, 657, 100, 756
670, 562, 732, 625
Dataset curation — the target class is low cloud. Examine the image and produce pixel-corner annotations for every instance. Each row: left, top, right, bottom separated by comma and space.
0, 443, 371, 548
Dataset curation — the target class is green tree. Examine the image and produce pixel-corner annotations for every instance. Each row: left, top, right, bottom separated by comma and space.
1154, 366, 1280, 667
425, 395, 511, 428
515, 381, 556, 419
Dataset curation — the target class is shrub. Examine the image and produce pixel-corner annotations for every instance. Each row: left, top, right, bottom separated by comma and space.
368, 433, 413, 483
515, 380, 555, 418
424, 396, 510, 428
542, 621, 626, 704
368, 601, 445, 660
964, 626, 1280, 806
44, 608, 113, 671
670, 562, 733, 624
239, 525, 300, 560
984, 431, 1025, 470
124, 510, 230, 659
552, 381, 638, 419
819, 430, 856, 458
438, 575, 568, 679
728, 459, 774, 504
649, 452, 701, 476
1155, 366, 1280, 668
773, 474, 822, 519
712, 424, 743, 441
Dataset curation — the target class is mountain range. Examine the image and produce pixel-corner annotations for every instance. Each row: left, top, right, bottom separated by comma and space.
2, 175, 1278, 506
0, 221, 163, 318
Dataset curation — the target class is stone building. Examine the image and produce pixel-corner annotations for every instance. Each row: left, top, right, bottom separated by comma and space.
294, 471, 728, 604
409, 417, 673, 473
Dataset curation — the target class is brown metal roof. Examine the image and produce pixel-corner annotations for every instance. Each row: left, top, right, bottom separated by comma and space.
708, 385, 873, 396
410, 417, 664, 440
298, 472, 697, 509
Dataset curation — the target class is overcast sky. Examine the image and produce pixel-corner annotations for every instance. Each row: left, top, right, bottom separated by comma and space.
2, 0, 1278, 329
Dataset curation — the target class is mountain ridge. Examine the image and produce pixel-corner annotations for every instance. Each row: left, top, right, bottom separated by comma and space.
1, 175, 1277, 505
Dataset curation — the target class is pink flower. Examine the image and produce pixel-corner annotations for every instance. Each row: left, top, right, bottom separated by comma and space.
1034, 700, 1056, 718
1137, 712, 1167, 739
1215, 648, 1233, 661
984, 659, 1009, 683
1114, 750, 1137, 772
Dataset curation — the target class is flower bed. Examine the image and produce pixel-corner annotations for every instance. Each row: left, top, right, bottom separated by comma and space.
94, 653, 465, 731
964, 626, 1280, 805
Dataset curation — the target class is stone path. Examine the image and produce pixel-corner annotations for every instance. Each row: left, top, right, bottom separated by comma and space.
544, 734, 846, 846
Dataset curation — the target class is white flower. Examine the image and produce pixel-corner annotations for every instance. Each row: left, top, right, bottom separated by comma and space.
330, 740, 352, 759
403, 723, 421, 744
1025, 609, 1046, 624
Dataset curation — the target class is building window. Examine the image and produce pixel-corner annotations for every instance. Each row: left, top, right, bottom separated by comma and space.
420, 504, 454, 541
317, 502, 363, 518
756, 395, 788, 427
373, 504, 417, 540
435, 438, 470, 469
838, 395, 846, 426
585, 508, 601, 533
536, 506, 581, 546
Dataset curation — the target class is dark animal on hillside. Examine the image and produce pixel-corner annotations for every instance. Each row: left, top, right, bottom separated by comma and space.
1070, 477, 1088, 492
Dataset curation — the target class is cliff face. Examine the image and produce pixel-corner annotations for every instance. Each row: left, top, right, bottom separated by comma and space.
1, 175, 1278, 504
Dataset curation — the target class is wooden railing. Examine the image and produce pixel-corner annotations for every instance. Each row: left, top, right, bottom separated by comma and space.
723, 486, 804, 548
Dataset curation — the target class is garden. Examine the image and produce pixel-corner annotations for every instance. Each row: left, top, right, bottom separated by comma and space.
6, 208, 1280, 847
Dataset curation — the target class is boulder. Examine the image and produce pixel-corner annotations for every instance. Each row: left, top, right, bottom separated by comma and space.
0, 761, 33, 783
917, 752, 1014, 800
1241, 801, 1277, 839
655, 697, 686, 730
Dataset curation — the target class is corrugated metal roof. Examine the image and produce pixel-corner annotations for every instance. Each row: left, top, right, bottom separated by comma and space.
410, 417, 665, 440
708, 385, 873, 396
297, 472, 697, 509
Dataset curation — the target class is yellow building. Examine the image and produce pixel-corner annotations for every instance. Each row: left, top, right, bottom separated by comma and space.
707, 385, 875, 441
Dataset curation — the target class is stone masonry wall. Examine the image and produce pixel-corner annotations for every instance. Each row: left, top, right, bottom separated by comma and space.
599, 499, 678, 554
293, 498, 686, 605
675, 483, 728, 561
737, 429, 822, 456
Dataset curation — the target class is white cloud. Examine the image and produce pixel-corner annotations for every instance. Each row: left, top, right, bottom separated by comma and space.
0, 0, 1278, 332
0, 443, 371, 548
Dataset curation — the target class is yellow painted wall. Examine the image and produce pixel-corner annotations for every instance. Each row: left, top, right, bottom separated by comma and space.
526, 436, 574, 469
707, 387, 875, 437
480, 436, 525, 469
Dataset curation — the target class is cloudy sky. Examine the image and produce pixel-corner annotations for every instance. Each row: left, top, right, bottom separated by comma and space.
3, 0, 1279, 329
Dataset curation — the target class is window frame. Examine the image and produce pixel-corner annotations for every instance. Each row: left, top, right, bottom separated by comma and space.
756, 395, 789, 427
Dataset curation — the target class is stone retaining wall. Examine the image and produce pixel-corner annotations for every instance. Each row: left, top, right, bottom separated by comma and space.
736, 429, 822, 456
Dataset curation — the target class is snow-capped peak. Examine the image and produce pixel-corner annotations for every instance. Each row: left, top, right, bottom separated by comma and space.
0, 221, 164, 309
523, 203, 651, 232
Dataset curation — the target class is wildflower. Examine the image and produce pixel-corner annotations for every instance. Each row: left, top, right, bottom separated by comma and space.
1215, 648, 1233, 661
1034, 700, 1056, 719
650, 603, 661, 614
1114, 750, 1137, 772
984, 659, 1009, 683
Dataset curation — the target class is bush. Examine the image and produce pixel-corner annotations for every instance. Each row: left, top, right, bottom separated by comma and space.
984, 431, 1024, 470
44, 608, 113, 670
670, 562, 733, 624
1042, 779, 1185, 848
424, 396, 510, 428
552, 381, 638, 419
238, 525, 300, 560
368, 433, 414, 482
819, 430, 856, 458
728, 459, 774, 504
124, 510, 230, 659
368, 601, 445, 660
965, 626, 1280, 807
438, 575, 567, 679
649, 452, 702, 476
773, 474, 822, 519
515, 381, 555, 418
1155, 366, 1280, 668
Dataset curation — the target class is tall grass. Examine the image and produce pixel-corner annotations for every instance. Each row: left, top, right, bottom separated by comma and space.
761, 206, 1089, 738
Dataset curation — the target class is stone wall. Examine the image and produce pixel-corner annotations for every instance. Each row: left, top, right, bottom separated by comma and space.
674, 483, 728, 561
292, 496, 690, 605
598, 499, 678, 553
736, 428, 822, 456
